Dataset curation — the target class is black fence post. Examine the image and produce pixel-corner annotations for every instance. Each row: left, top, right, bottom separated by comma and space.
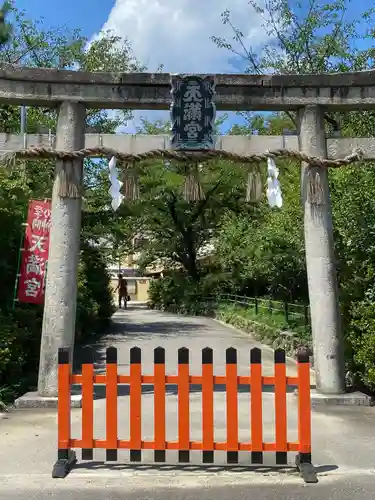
284, 301, 289, 322
268, 299, 273, 314
255, 297, 259, 315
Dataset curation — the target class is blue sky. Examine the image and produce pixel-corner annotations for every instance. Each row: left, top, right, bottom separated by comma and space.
14, 0, 374, 133
15, 0, 114, 38
14, 0, 267, 133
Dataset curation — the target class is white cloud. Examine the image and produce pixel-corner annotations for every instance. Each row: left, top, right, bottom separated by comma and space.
95, 0, 269, 73
93, 1, 271, 133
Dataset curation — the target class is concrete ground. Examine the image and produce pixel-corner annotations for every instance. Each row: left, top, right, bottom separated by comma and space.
1, 304, 375, 499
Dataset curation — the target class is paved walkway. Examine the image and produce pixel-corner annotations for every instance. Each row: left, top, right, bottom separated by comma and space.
75, 304, 315, 378
1, 305, 375, 499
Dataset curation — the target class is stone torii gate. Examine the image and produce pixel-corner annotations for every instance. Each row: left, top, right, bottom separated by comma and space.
2, 65, 375, 404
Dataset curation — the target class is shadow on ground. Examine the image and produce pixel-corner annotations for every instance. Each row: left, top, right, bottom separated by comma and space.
108, 320, 209, 337
71, 383, 301, 399
74, 307, 211, 374
71, 462, 338, 475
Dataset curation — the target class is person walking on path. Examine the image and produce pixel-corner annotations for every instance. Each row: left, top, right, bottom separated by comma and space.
115, 273, 128, 309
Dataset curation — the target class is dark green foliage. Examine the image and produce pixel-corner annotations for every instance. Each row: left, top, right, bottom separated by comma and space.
0, 1, 11, 47
208, 0, 375, 391
147, 271, 226, 316
214, 160, 308, 303
75, 243, 115, 343
0, 307, 42, 403
346, 287, 375, 390
0, 243, 114, 403
0, 6, 141, 404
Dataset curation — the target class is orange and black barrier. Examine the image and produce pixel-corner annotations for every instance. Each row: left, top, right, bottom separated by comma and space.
52, 346, 317, 483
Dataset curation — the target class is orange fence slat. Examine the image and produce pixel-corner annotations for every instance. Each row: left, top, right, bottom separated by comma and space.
105, 347, 118, 462
70, 438, 301, 452
274, 349, 288, 465
250, 348, 263, 464
297, 351, 312, 456
202, 347, 214, 463
225, 347, 238, 463
154, 347, 166, 462
129, 347, 142, 462
178, 347, 190, 463
81, 350, 94, 461
57, 348, 71, 460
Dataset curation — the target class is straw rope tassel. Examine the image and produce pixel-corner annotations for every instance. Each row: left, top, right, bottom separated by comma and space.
184, 163, 205, 201
123, 162, 140, 200
57, 159, 81, 198
307, 169, 325, 205
246, 170, 263, 202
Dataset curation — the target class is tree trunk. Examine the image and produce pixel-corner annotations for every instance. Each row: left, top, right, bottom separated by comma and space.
182, 227, 200, 282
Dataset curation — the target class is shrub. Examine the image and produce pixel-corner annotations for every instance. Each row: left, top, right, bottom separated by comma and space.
347, 296, 375, 390
148, 271, 223, 315
0, 243, 115, 404
75, 243, 115, 342
0, 306, 42, 402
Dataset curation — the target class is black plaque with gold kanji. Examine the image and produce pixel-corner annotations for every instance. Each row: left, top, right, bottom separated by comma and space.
170, 75, 216, 150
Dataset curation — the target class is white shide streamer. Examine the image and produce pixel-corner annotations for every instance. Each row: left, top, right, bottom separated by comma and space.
108, 156, 124, 211
266, 157, 282, 208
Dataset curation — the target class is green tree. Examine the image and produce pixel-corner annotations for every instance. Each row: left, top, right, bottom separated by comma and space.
0, 4, 144, 299
115, 118, 255, 281
215, 149, 306, 301
126, 155, 249, 282
211, 0, 375, 130
0, 5, 144, 402
212, 0, 375, 388
229, 113, 295, 136
0, 1, 11, 46
136, 117, 171, 135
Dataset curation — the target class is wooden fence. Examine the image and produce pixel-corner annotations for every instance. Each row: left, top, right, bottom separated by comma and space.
53, 346, 317, 483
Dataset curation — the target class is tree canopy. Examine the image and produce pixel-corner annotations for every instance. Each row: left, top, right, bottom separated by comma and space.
0, 4, 143, 402
208, 0, 375, 388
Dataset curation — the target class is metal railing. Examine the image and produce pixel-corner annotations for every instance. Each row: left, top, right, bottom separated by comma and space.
218, 294, 310, 330
212, 294, 312, 359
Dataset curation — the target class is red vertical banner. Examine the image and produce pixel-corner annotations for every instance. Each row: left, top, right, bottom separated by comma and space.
17, 199, 52, 304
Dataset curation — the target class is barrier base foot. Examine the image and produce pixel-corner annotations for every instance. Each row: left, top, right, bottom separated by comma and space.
52, 450, 77, 479
296, 454, 318, 484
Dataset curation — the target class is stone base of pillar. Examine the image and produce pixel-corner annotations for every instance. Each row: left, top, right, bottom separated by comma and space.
14, 391, 82, 409
294, 388, 372, 406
